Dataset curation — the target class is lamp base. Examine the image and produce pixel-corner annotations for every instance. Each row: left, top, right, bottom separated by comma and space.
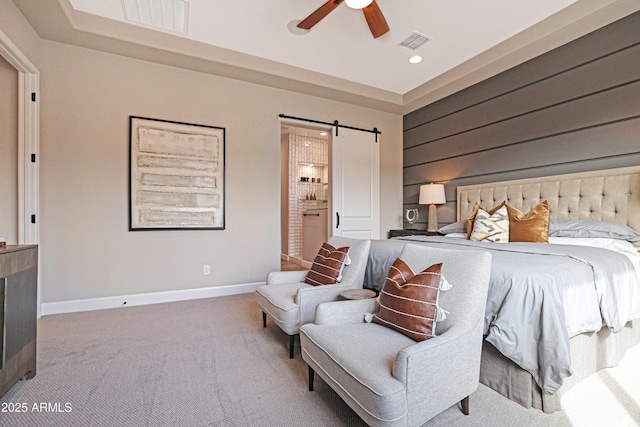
427, 204, 438, 232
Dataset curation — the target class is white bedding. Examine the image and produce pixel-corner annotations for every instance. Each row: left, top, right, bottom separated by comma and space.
548, 236, 640, 271
444, 233, 640, 337
547, 236, 640, 338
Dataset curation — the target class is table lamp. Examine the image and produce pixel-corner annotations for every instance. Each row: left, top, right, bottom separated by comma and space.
419, 183, 446, 232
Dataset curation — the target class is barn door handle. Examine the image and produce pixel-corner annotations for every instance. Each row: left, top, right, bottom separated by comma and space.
336, 212, 340, 229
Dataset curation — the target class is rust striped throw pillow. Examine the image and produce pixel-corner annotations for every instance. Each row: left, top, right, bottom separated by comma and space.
304, 242, 350, 286
373, 258, 446, 341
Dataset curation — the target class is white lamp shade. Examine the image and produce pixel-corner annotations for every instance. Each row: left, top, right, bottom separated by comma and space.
419, 183, 446, 205
345, 0, 373, 9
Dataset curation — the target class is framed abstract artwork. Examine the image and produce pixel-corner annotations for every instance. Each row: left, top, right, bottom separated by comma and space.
129, 116, 225, 230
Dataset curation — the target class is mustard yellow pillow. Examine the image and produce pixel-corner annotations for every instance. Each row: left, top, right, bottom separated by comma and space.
506, 200, 550, 243
466, 201, 506, 239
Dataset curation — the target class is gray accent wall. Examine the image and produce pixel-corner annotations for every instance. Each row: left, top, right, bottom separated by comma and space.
403, 11, 640, 229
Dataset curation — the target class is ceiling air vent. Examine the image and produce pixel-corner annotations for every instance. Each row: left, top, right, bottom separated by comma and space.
398, 32, 431, 50
121, 0, 190, 34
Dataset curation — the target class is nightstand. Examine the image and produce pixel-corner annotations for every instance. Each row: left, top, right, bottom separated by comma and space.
388, 229, 440, 238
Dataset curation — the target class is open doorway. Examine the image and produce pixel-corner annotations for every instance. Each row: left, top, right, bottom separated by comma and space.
280, 123, 331, 270
0, 30, 39, 246
0, 55, 18, 245
0, 28, 41, 316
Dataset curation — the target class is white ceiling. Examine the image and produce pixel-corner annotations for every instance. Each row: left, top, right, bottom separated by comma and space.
69, 0, 578, 95
14, 0, 640, 113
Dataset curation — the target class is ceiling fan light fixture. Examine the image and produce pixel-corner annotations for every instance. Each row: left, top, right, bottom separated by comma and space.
297, 0, 388, 38
345, 0, 373, 10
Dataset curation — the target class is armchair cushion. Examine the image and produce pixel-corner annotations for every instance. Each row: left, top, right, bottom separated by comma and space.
304, 242, 350, 286
373, 258, 444, 341
300, 322, 414, 423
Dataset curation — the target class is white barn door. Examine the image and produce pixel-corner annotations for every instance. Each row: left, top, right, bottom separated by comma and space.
331, 127, 380, 239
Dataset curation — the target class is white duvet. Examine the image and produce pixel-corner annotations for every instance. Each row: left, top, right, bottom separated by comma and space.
547, 236, 640, 338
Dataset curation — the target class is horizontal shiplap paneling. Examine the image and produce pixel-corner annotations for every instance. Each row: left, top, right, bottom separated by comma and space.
404, 83, 640, 172
403, 13, 640, 131
404, 43, 640, 150
401, 12, 640, 230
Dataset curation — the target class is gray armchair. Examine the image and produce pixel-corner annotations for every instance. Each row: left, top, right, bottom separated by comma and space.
255, 236, 371, 358
300, 244, 492, 426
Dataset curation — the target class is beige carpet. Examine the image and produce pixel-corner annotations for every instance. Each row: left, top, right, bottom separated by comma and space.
1, 293, 639, 426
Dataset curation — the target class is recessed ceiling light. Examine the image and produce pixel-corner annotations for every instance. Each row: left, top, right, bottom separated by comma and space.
320, 132, 327, 136
409, 55, 423, 64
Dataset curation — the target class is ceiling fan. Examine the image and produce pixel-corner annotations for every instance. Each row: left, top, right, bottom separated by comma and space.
297, 0, 390, 39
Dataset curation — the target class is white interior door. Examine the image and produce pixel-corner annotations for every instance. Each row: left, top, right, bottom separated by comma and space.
331, 127, 380, 239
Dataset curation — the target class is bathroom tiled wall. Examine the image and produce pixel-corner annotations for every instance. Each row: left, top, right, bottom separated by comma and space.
288, 134, 329, 258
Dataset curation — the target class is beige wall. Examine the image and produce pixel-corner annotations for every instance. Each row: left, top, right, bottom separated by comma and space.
0, 0, 402, 305
0, 55, 18, 244
30, 40, 401, 303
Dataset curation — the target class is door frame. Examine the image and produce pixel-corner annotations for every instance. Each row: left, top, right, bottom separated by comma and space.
0, 28, 40, 313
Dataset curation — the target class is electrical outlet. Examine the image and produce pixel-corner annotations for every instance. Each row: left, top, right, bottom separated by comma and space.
203, 264, 211, 275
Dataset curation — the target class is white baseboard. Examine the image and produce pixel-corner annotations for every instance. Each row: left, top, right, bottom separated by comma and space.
40, 282, 264, 316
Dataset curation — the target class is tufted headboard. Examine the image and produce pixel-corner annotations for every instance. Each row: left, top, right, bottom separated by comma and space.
457, 166, 640, 234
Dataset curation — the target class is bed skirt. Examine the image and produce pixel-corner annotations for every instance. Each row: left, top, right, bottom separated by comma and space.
479, 318, 640, 413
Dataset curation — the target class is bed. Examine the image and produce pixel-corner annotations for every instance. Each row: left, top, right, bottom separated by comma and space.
365, 166, 640, 413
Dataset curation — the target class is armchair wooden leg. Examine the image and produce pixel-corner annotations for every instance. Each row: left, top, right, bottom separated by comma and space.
262, 311, 267, 328
461, 396, 470, 415
289, 335, 295, 359
308, 366, 315, 391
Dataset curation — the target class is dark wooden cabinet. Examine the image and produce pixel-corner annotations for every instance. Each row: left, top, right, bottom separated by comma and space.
388, 229, 440, 238
0, 245, 37, 398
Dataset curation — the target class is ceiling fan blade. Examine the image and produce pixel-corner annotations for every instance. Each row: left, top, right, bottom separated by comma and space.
362, 0, 389, 38
297, 0, 344, 30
